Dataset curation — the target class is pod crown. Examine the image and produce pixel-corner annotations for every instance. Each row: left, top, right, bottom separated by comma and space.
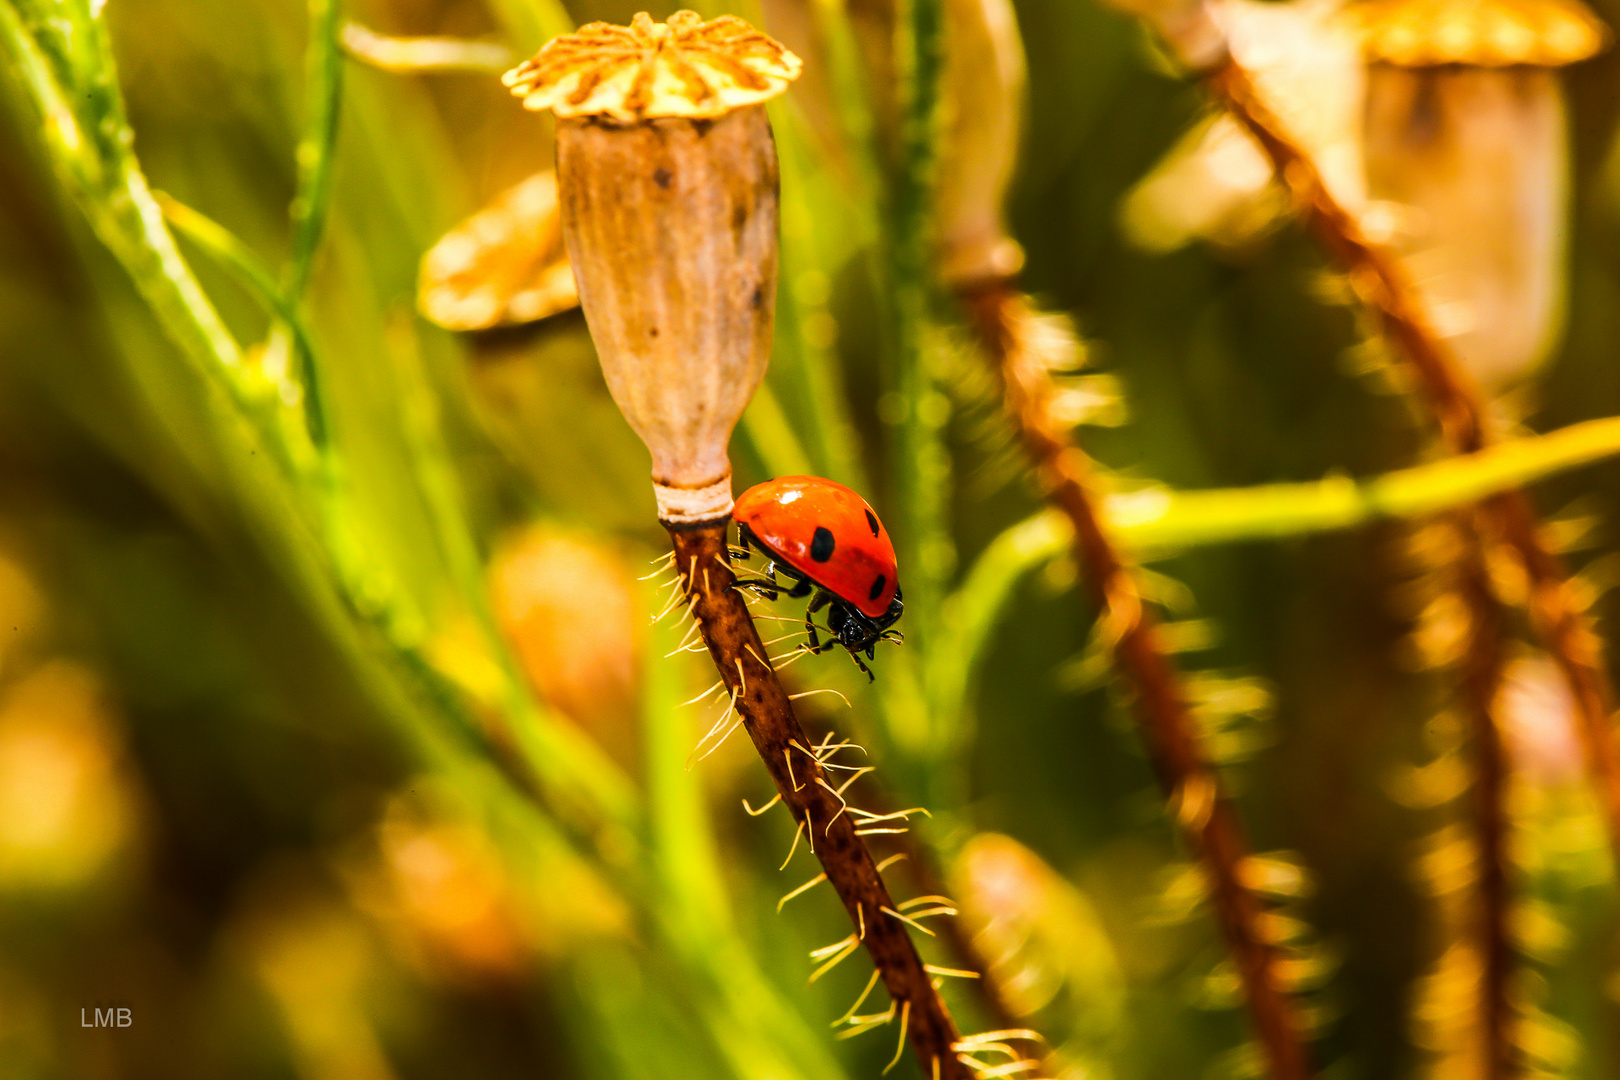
1352, 0, 1609, 67
503, 10, 802, 122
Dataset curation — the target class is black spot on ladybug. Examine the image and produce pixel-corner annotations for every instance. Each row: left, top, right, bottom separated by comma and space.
868, 574, 886, 602
810, 526, 835, 563
653, 167, 672, 189
864, 509, 880, 537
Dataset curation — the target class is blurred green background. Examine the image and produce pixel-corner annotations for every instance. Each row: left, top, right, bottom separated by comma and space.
1, 0, 1618, 1077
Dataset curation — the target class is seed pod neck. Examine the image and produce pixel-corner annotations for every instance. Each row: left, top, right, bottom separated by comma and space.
655, 474, 735, 526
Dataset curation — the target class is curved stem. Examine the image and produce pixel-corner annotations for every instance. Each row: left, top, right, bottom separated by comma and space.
155, 193, 319, 410
963, 282, 1311, 1080
1204, 55, 1620, 873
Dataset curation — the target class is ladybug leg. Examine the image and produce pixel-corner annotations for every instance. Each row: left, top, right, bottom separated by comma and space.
803, 590, 833, 654
733, 567, 778, 601
757, 560, 781, 600
784, 573, 814, 599
847, 649, 875, 683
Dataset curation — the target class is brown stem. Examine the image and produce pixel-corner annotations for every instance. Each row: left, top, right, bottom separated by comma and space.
667, 521, 973, 1080
1204, 56, 1620, 872
962, 283, 1311, 1080
880, 796, 1028, 1035
1454, 518, 1515, 1080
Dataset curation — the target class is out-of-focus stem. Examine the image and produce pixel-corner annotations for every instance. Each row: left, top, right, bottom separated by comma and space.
667, 521, 972, 1080
891, 0, 951, 644
1452, 528, 1514, 1080
288, 0, 345, 303
962, 282, 1311, 1080
1200, 56, 1518, 1072
155, 194, 318, 411
279, 0, 347, 449
1203, 55, 1620, 872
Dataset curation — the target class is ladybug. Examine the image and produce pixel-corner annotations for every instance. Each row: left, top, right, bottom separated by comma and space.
732, 476, 904, 681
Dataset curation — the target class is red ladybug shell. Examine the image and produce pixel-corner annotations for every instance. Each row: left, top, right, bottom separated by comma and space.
733, 477, 899, 620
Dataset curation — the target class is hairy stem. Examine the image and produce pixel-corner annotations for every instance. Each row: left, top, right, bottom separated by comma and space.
963, 282, 1310, 1080
1453, 524, 1514, 1080
667, 521, 972, 1080
1205, 56, 1620, 871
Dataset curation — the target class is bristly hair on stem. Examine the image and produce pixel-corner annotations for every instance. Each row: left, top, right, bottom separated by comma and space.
667, 520, 976, 1080
960, 280, 1313, 1080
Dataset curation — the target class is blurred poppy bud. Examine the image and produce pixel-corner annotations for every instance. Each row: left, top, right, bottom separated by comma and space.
418, 170, 578, 331
953, 833, 1125, 1028
490, 528, 642, 770
1354, 0, 1609, 392
504, 12, 802, 525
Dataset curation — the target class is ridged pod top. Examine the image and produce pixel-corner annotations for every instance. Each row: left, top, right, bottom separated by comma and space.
502, 10, 803, 122
1352, 0, 1609, 66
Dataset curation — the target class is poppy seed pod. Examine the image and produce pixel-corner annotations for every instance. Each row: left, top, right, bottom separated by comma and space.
1354, 0, 1608, 392
1122, 0, 1366, 254
504, 13, 802, 525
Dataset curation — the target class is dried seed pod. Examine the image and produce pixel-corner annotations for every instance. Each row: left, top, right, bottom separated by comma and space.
1121, 0, 1366, 253
504, 13, 802, 524
936, 0, 1028, 286
418, 170, 577, 331
1354, 0, 1609, 391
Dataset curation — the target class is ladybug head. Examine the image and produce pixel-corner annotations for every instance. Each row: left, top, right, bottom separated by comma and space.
827, 586, 904, 659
